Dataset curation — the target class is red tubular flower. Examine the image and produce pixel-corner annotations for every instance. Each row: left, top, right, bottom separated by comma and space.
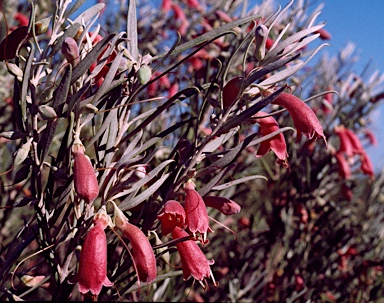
363, 129, 378, 146
222, 76, 243, 108
265, 38, 274, 50
253, 111, 288, 167
14, 12, 29, 26
172, 227, 216, 289
360, 151, 374, 178
72, 143, 99, 204
202, 196, 241, 215
184, 180, 212, 243
271, 92, 327, 145
157, 200, 186, 236
334, 125, 355, 157
113, 203, 157, 284
74, 212, 113, 296
161, 0, 172, 12
334, 151, 351, 179
344, 128, 364, 154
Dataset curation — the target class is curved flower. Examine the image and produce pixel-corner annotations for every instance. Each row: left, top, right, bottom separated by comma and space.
74, 213, 113, 296
344, 128, 364, 154
360, 151, 374, 178
253, 111, 288, 167
272, 92, 326, 145
202, 196, 241, 215
222, 76, 243, 108
172, 227, 217, 289
157, 200, 186, 236
113, 203, 157, 284
184, 180, 212, 243
334, 125, 355, 157
333, 151, 351, 179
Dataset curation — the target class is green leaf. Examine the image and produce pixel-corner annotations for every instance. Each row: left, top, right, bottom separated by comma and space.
119, 173, 170, 211
71, 33, 116, 84
212, 175, 268, 191
152, 13, 261, 60
126, 0, 138, 61
52, 64, 72, 116
72, 3, 105, 24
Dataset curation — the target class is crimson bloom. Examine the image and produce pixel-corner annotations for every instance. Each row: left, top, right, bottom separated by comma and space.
253, 111, 289, 167
72, 143, 99, 204
73, 211, 113, 297
157, 200, 186, 236
113, 203, 157, 284
271, 92, 327, 145
184, 180, 212, 243
334, 125, 355, 157
333, 151, 351, 179
360, 151, 374, 178
172, 227, 217, 289
202, 196, 241, 215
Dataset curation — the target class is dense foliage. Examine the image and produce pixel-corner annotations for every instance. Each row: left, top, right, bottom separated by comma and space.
0, 0, 384, 302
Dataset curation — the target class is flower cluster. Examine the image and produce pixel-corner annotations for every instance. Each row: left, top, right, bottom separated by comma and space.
333, 125, 374, 180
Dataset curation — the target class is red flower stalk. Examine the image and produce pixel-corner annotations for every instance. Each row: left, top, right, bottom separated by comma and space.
113, 203, 157, 284
172, 227, 217, 289
184, 180, 212, 243
157, 200, 186, 236
271, 92, 327, 145
72, 143, 99, 204
222, 76, 243, 108
253, 111, 289, 167
74, 211, 113, 296
202, 196, 241, 215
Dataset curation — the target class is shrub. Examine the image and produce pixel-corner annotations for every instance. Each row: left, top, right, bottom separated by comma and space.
0, 0, 383, 301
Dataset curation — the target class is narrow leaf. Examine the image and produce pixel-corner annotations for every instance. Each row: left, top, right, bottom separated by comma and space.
212, 175, 268, 191
119, 173, 170, 211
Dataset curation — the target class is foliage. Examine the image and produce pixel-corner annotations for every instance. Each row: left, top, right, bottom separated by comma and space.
0, 0, 384, 302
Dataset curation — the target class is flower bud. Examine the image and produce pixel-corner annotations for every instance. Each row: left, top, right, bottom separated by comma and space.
137, 65, 152, 85
202, 196, 241, 215
7, 62, 23, 81
14, 138, 33, 166
62, 37, 80, 66
38, 105, 57, 120
34, 16, 52, 35
254, 24, 268, 61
